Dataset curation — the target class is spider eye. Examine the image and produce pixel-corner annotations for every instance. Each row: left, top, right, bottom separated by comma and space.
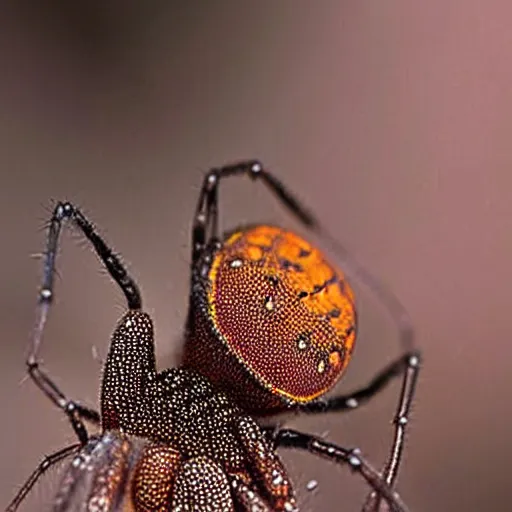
183, 225, 357, 414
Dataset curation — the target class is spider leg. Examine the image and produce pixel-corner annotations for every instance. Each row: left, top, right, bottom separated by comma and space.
361, 353, 421, 512
269, 428, 410, 512
300, 351, 420, 512
191, 160, 317, 265
6, 443, 80, 512
299, 351, 420, 511
236, 416, 298, 511
27, 362, 99, 444
230, 477, 273, 512
299, 351, 419, 415
27, 202, 142, 441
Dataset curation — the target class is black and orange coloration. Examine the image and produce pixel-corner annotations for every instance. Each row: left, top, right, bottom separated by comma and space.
7, 161, 420, 512
184, 225, 357, 414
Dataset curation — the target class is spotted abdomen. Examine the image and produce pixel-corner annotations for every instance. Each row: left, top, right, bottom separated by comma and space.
184, 225, 357, 413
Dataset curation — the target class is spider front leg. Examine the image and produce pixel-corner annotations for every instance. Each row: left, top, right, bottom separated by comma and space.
28, 202, 142, 436
269, 428, 409, 512
9, 202, 142, 510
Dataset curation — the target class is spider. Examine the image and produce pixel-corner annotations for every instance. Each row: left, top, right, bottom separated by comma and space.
7, 160, 420, 512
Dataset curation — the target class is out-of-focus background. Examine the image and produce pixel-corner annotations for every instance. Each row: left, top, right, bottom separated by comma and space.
1, 2, 511, 511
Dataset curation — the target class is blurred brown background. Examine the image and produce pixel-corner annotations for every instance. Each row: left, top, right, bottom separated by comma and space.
1, 2, 511, 511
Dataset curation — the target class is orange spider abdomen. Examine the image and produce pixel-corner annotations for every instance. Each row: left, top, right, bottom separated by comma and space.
185, 225, 357, 413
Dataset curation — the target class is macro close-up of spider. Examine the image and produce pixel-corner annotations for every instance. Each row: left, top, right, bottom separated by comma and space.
4, 3, 512, 512
6, 160, 420, 512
